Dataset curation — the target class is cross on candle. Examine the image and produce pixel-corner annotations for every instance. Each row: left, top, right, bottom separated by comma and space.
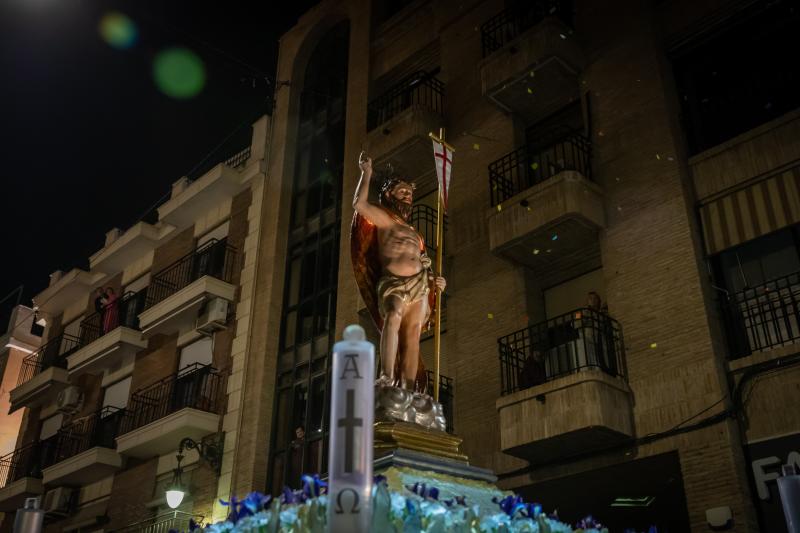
338, 389, 363, 473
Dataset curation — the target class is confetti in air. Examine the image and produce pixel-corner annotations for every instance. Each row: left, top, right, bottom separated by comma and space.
99, 12, 138, 50
527, 87, 533, 94
473, 143, 480, 150
530, 162, 539, 170
496, 204, 502, 212
529, 71, 535, 78
559, 33, 567, 39
533, 248, 540, 255
487, 313, 494, 319
656, 153, 661, 160
153, 47, 206, 99
551, 234, 558, 241
650, 343, 658, 349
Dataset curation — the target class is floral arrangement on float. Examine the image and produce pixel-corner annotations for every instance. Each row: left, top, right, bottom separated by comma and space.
172, 474, 659, 533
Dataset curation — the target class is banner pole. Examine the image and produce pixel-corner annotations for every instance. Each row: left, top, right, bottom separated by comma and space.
433, 127, 445, 403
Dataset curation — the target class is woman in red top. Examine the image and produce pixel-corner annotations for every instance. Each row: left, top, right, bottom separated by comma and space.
102, 287, 120, 334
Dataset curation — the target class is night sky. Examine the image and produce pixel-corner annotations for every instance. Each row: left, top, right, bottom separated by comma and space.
0, 0, 318, 309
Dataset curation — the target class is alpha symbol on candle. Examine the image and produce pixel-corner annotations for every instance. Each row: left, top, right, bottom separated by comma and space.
340, 353, 363, 379
338, 389, 363, 473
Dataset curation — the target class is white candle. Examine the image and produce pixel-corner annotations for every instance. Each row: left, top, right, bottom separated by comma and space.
327, 325, 374, 533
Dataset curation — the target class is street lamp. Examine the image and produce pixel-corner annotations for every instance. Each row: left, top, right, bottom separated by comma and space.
165, 435, 223, 509
166, 451, 186, 509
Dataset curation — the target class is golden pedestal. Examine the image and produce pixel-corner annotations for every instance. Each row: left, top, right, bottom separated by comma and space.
374, 421, 469, 463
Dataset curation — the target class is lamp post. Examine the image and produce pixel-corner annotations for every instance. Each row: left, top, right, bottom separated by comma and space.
165, 434, 223, 509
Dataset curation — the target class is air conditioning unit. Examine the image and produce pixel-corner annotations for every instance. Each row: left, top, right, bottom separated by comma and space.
56, 386, 82, 413
196, 298, 229, 335
42, 487, 72, 515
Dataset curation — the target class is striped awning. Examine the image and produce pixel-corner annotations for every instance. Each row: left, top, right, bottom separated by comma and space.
699, 164, 800, 255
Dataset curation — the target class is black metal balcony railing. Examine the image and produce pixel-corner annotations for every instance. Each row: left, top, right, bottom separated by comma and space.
225, 146, 251, 169
17, 334, 81, 387
425, 370, 455, 433
42, 406, 125, 469
722, 271, 800, 360
489, 133, 591, 206
410, 204, 449, 256
498, 308, 625, 396
114, 511, 204, 533
480, 0, 574, 57
367, 71, 444, 131
0, 441, 47, 489
79, 289, 148, 346
119, 363, 224, 435
145, 239, 237, 310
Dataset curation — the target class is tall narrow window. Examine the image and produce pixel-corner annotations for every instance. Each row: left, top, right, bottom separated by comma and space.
269, 22, 350, 493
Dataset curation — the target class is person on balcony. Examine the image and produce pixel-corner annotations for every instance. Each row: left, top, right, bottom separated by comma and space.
101, 287, 119, 334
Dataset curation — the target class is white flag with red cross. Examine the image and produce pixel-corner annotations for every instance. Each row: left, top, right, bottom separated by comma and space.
431, 136, 454, 212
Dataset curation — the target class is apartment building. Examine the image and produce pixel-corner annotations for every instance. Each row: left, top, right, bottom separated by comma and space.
2, 0, 799, 531
0, 116, 269, 531
226, 0, 798, 532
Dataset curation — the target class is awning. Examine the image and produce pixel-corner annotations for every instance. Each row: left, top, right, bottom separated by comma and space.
699, 164, 800, 254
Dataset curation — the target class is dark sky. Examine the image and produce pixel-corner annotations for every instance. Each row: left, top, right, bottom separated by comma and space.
0, 0, 318, 309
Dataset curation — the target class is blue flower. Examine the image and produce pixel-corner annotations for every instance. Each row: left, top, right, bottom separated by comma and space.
301, 474, 328, 498
405, 482, 439, 500
241, 491, 272, 514
492, 494, 526, 518
219, 496, 244, 524
576, 514, 604, 529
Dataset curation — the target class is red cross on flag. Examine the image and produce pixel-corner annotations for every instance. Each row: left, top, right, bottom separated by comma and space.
431, 137, 454, 212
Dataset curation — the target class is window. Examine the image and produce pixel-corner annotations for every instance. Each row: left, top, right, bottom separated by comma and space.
40, 414, 63, 440
178, 337, 213, 371
714, 227, 800, 294
269, 22, 349, 493
102, 376, 132, 410
672, 0, 800, 154
198, 222, 230, 247
544, 269, 605, 319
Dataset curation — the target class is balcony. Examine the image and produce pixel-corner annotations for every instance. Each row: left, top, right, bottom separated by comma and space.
487, 135, 603, 277
138, 239, 237, 337
722, 271, 800, 363
0, 443, 44, 511
67, 290, 148, 376
115, 511, 205, 533
479, 1, 582, 123
496, 308, 633, 462
9, 334, 79, 413
366, 71, 444, 187
116, 364, 224, 458
41, 407, 125, 486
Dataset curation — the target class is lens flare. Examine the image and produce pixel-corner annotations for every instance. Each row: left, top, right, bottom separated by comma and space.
98, 12, 138, 50
153, 48, 206, 99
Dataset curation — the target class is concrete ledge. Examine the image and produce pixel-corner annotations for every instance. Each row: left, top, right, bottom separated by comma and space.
9, 366, 70, 414
0, 477, 43, 512
487, 172, 604, 279
42, 447, 123, 486
138, 276, 236, 338
367, 105, 442, 190
90, 222, 174, 274
67, 327, 147, 376
116, 408, 220, 458
496, 369, 633, 463
480, 17, 584, 123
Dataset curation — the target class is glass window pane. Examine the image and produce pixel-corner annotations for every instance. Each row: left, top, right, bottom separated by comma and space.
309, 377, 325, 434
298, 302, 314, 344
288, 257, 302, 306
283, 311, 297, 349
